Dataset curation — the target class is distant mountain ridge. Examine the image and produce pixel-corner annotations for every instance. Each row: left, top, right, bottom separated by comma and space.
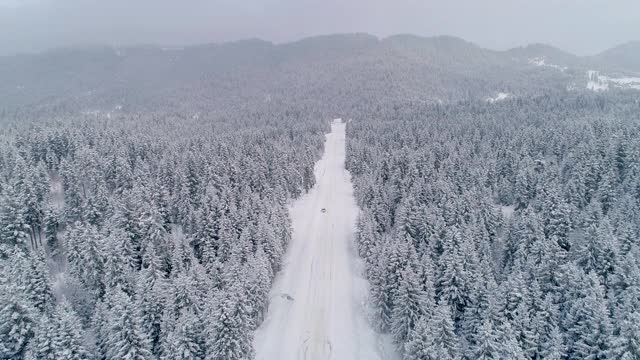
593, 41, 640, 72
507, 43, 581, 66
1, 33, 638, 115
4, 33, 637, 71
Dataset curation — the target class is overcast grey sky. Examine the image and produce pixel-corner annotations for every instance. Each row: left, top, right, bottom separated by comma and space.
1, 0, 639, 56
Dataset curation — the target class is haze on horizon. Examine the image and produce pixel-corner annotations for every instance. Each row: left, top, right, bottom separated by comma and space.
0, 0, 639, 57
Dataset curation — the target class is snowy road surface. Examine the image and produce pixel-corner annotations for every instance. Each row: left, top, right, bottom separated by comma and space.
254, 119, 397, 360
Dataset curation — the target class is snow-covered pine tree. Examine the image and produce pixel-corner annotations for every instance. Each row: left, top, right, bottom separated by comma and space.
52, 299, 91, 360
106, 287, 153, 360
425, 300, 459, 359
564, 272, 613, 360
162, 309, 203, 360
390, 266, 431, 345
436, 227, 468, 323
26, 315, 57, 360
472, 316, 501, 360
0, 284, 37, 359
204, 286, 254, 360
23, 248, 55, 314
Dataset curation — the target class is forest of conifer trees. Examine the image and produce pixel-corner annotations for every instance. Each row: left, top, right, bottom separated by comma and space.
2, 33, 640, 360
0, 108, 325, 359
347, 93, 640, 359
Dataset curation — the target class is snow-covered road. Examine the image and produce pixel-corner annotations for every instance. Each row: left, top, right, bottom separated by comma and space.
254, 119, 396, 360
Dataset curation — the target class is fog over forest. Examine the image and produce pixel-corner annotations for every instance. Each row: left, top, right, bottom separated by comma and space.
1, 0, 639, 56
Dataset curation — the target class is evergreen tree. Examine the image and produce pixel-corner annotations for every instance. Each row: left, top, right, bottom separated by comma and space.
0, 285, 37, 359
244, 248, 271, 329
0, 185, 31, 251
92, 299, 111, 360
436, 228, 468, 322
104, 243, 133, 295
65, 223, 105, 298
356, 209, 379, 261
611, 310, 640, 360
597, 167, 618, 214
136, 276, 165, 356
391, 266, 431, 345
205, 286, 254, 360
425, 300, 459, 359
532, 294, 561, 358
43, 204, 61, 258
473, 317, 500, 360
541, 325, 567, 360
542, 186, 573, 250
53, 300, 91, 360
404, 317, 434, 360
107, 288, 153, 360
371, 238, 415, 330
162, 310, 203, 360
26, 315, 57, 360
565, 272, 613, 360
24, 249, 55, 314
141, 242, 165, 288
461, 271, 497, 357
574, 219, 617, 285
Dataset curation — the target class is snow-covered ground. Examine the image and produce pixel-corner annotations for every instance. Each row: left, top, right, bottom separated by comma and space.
609, 76, 640, 90
528, 57, 567, 72
587, 70, 640, 91
500, 205, 515, 219
486, 92, 511, 103
254, 119, 397, 360
587, 70, 609, 91
81, 109, 113, 119
49, 175, 64, 211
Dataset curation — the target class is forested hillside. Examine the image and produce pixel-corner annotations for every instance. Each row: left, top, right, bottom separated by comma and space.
0, 106, 326, 359
2, 33, 639, 118
594, 42, 640, 73
347, 92, 640, 359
